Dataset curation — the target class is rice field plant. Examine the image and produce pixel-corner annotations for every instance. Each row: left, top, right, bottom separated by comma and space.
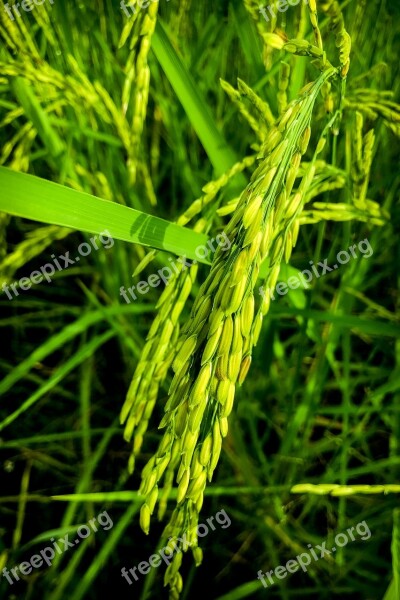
0, 0, 399, 598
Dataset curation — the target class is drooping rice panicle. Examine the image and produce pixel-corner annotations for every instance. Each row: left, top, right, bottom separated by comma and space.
0, 225, 72, 288
351, 111, 374, 211
121, 154, 257, 472
319, 0, 351, 79
138, 65, 338, 597
0, 1, 40, 57
120, 219, 204, 474
344, 89, 400, 137
119, 1, 159, 183
219, 79, 265, 140
236, 77, 276, 127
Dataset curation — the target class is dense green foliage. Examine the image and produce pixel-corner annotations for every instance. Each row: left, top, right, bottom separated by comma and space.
0, 0, 399, 598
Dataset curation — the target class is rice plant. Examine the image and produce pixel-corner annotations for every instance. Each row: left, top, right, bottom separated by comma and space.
0, 0, 399, 598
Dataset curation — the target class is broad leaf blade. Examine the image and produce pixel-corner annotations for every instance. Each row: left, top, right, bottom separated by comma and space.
0, 167, 209, 262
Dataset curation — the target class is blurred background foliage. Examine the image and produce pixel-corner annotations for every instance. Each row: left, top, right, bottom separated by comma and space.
0, 0, 399, 598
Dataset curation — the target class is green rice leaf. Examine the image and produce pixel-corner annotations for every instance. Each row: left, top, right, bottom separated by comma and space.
152, 21, 247, 182
0, 167, 209, 262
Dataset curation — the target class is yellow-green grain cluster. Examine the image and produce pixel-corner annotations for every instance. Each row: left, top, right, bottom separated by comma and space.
319, 0, 351, 78
351, 111, 375, 213
0, 225, 71, 288
137, 66, 337, 597
345, 89, 400, 137
120, 237, 200, 475
121, 156, 257, 472
119, 1, 160, 183
219, 79, 265, 140
277, 63, 290, 116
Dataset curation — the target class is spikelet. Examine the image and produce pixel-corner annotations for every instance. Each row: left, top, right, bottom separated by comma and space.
278, 62, 290, 116
243, 196, 263, 229
284, 39, 324, 59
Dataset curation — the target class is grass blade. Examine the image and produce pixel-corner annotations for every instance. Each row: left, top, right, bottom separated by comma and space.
0, 167, 210, 262
152, 21, 247, 182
